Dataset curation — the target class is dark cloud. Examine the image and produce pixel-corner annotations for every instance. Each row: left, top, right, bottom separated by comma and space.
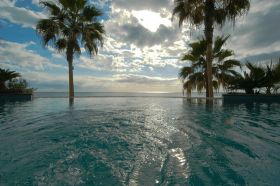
120, 24, 179, 47
216, 0, 280, 61
243, 51, 280, 63
106, 13, 180, 47
247, 6, 280, 47
231, 3, 280, 48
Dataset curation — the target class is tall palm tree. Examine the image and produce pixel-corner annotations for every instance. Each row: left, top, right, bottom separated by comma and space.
36, 0, 105, 102
179, 36, 240, 96
173, 0, 250, 98
0, 68, 21, 90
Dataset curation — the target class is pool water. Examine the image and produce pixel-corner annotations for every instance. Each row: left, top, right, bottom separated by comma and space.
0, 98, 279, 185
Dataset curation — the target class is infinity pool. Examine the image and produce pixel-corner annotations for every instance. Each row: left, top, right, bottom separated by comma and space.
0, 98, 279, 185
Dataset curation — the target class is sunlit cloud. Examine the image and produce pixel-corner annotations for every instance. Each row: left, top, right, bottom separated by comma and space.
132, 10, 171, 32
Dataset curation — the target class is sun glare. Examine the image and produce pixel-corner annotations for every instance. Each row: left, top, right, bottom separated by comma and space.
132, 10, 171, 32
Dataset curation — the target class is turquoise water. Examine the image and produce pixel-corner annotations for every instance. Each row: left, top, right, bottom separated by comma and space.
0, 97, 279, 185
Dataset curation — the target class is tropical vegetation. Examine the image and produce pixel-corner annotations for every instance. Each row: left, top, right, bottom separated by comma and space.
228, 61, 280, 94
0, 68, 20, 90
179, 35, 241, 96
36, 0, 105, 102
0, 68, 33, 94
173, 0, 250, 98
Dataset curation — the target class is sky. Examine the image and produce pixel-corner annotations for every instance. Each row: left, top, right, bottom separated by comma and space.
0, 0, 280, 92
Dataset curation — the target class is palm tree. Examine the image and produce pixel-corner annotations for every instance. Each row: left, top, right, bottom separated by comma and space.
180, 67, 211, 97
179, 36, 240, 96
229, 61, 280, 94
0, 68, 21, 90
173, 0, 250, 98
263, 61, 280, 94
36, 0, 105, 102
212, 36, 241, 91
228, 62, 266, 94
179, 39, 213, 97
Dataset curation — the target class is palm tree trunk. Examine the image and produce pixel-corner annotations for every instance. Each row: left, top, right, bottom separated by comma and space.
67, 48, 74, 103
205, 68, 209, 97
204, 0, 215, 98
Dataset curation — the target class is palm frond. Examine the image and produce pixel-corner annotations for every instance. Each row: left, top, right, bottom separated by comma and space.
83, 5, 102, 21
213, 80, 219, 90
179, 66, 193, 81
220, 59, 241, 69
213, 35, 230, 54
173, 0, 250, 27
37, 0, 105, 58
0, 68, 21, 82
40, 1, 61, 16
221, 0, 250, 25
58, 0, 74, 10
172, 0, 204, 27
55, 39, 67, 52
75, 0, 87, 11
217, 49, 233, 61
36, 19, 59, 46
182, 54, 197, 61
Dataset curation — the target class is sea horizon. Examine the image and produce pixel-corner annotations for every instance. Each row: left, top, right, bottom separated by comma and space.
33, 91, 223, 98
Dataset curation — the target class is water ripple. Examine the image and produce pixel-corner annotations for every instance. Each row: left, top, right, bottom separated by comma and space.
0, 98, 280, 185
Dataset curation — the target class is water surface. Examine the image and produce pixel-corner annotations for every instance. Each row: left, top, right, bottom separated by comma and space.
0, 97, 279, 185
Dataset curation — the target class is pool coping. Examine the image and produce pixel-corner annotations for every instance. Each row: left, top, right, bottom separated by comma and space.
223, 93, 280, 102
0, 93, 33, 101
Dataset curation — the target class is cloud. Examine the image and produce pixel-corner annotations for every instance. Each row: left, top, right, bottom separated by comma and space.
98, 2, 192, 77
114, 74, 177, 84
105, 7, 182, 47
78, 55, 127, 72
1, 0, 280, 92
31, 0, 40, 6
0, 40, 65, 71
131, 10, 171, 32
112, 0, 172, 11
218, 0, 280, 61
0, 0, 14, 6
23, 72, 180, 92
119, 24, 178, 47
0, 0, 45, 28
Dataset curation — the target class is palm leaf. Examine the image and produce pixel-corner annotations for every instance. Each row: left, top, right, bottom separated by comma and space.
216, 49, 233, 61
213, 35, 230, 54
40, 1, 61, 16
179, 66, 193, 81
83, 5, 102, 21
